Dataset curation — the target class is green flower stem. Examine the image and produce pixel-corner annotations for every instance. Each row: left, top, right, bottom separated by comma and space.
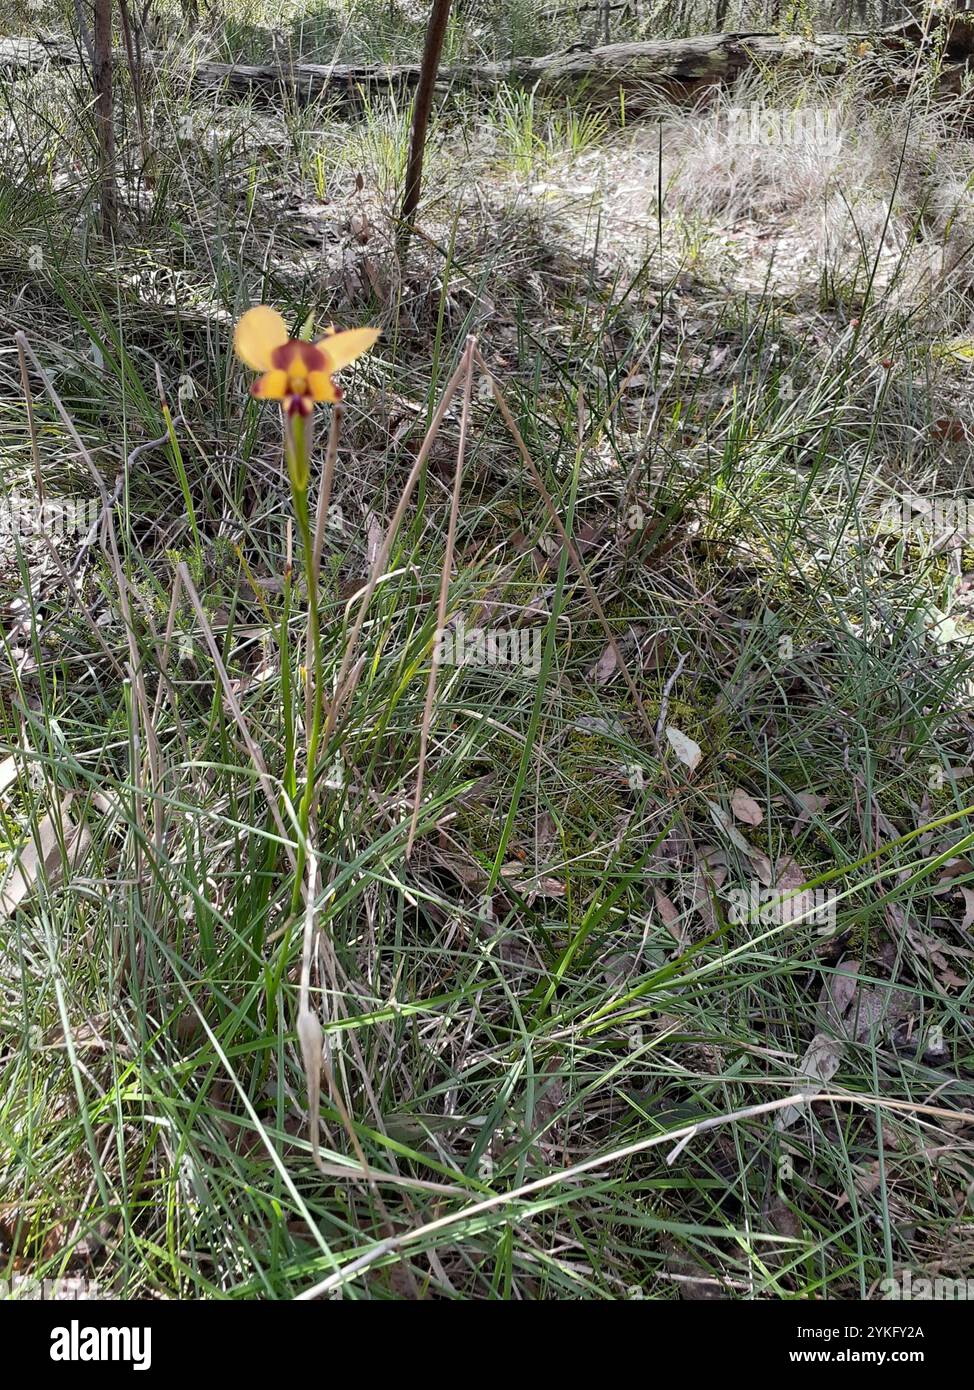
279, 558, 296, 806
284, 411, 326, 916
266, 410, 327, 1037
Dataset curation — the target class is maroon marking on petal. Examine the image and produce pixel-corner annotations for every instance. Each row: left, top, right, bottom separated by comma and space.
286, 393, 314, 417
271, 339, 328, 373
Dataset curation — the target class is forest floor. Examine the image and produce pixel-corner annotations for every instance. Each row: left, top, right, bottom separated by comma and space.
0, 3, 973, 1300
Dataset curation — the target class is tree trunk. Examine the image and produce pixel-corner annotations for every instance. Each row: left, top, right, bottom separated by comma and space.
93, 0, 116, 240
398, 0, 452, 259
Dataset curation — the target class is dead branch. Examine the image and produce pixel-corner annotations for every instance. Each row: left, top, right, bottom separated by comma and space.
3, 10, 974, 112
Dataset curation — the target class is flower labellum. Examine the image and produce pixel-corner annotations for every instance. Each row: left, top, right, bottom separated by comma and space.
234, 305, 379, 416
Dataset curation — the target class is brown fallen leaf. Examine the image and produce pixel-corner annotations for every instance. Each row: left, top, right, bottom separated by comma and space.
708, 801, 753, 853
835, 1160, 884, 1209
687, 862, 726, 935
588, 641, 619, 685
792, 791, 829, 835
931, 857, 973, 893
730, 787, 763, 826
959, 887, 974, 932
653, 886, 685, 945
349, 209, 371, 243
816, 957, 912, 1045
775, 856, 806, 891
750, 850, 774, 886
763, 1192, 803, 1262
931, 416, 968, 443
886, 903, 968, 989
535, 811, 557, 852
816, 959, 860, 1029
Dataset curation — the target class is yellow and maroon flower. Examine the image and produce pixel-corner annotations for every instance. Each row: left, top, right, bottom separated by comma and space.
234, 305, 379, 416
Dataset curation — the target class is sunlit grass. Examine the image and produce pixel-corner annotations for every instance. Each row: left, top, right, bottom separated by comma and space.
0, 0, 972, 1302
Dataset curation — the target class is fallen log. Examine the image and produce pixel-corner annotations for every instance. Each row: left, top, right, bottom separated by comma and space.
3, 11, 974, 111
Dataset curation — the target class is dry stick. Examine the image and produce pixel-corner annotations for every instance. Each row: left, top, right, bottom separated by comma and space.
474, 348, 658, 745
149, 565, 193, 756
101, 516, 168, 868
69, 413, 184, 581
112, 561, 200, 847
12, 340, 125, 672
92, 0, 116, 241
33, 531, 126, 682
654, 650, 688, 747
118, 0, 150, 169
322, 358, 468, 753
397, 0, 453, 260
90, 419, 192, 767
15, 334, 182, 752
296, 1086, 974, 1298
177, 563, 297, 872
99, 525, 148, 885
97, 418, 184, 860
67, 471, 124, 580
312, 405, 342, 583
406, 337, 475, 857
17, 338, 43, 504
306, 406, 342, 740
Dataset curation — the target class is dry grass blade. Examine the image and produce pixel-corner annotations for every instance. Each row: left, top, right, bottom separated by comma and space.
177, 562, 297, 872
322, 356, 468, 750
0, 795, 92, 918
407, 336, 476, 856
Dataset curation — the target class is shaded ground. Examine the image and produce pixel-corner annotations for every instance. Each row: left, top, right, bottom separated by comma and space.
0, 5, 972, 1301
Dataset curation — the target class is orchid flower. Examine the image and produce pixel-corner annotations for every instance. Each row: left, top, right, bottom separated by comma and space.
234, 305, 379, 417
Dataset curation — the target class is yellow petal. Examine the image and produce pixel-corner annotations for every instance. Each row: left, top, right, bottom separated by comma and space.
308, 371, 339, 402
235, 306, 288, 371
317, 326, 380, 371
252, 369, 288, 399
